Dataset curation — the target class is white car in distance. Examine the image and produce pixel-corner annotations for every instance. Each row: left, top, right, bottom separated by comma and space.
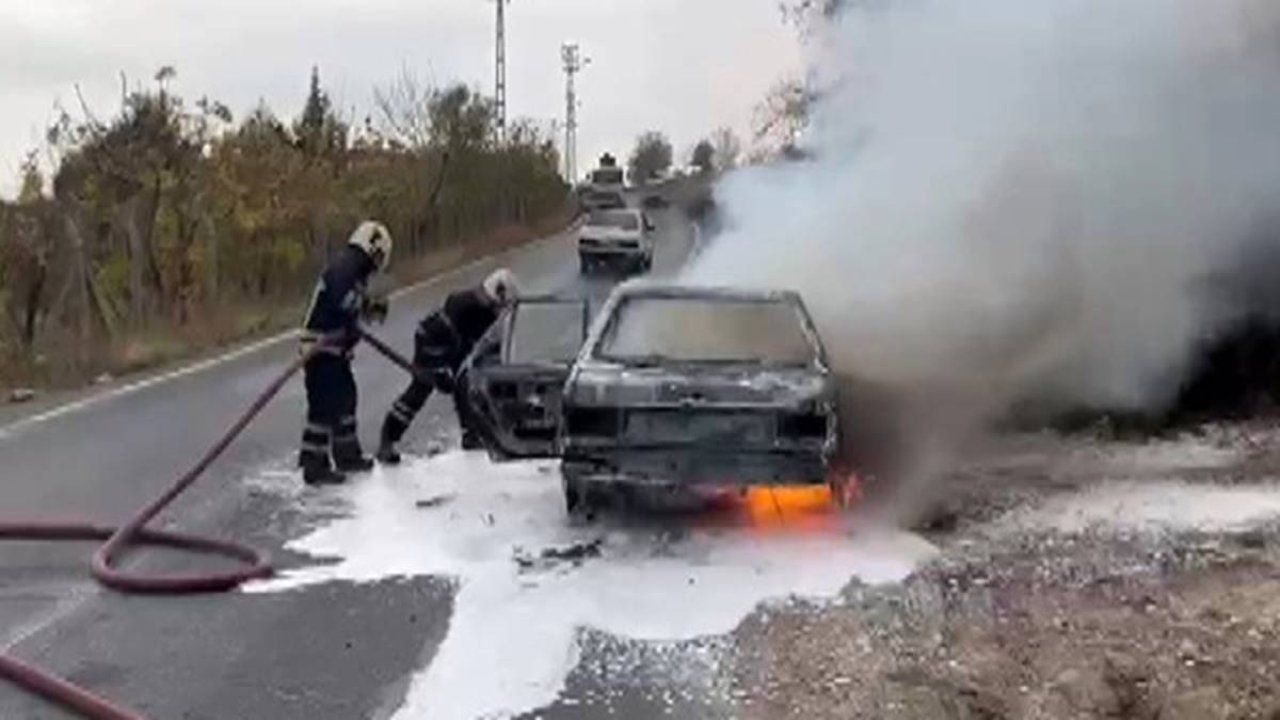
578, 208, 656, 275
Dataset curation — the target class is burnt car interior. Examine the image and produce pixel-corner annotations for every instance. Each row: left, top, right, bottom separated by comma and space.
596, 295, 819, 367
460, 295, 589, 459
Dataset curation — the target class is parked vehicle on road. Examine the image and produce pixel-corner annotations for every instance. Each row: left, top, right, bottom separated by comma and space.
578, 208, 656, 275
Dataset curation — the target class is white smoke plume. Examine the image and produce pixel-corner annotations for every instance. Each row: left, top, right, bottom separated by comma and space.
684, 0, 1280, 518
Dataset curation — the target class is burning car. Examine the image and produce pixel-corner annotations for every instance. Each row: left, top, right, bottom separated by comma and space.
558, 284, 841, 515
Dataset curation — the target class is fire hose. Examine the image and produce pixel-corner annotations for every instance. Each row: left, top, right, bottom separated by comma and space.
0, 327, 421, 720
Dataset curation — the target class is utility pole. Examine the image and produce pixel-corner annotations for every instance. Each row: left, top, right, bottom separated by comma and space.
561, 43, 586, 183
495, 0, 509, 143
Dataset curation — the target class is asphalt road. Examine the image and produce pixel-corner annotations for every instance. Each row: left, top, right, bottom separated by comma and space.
0, 204, 697, 719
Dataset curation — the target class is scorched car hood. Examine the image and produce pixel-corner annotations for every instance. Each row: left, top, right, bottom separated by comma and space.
567, 363, 832, 408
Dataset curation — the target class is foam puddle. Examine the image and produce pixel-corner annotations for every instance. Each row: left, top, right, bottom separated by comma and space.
248, 451, 936, 720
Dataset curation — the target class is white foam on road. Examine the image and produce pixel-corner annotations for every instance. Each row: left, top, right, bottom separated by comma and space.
248, 451, 935, 720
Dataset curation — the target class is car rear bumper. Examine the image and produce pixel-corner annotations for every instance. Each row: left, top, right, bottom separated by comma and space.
562, 448, 831, 487
579, 246, 645, 258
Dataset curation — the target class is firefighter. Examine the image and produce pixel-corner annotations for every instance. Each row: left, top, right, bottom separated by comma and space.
298, 220, 393, 486
376, 268, 519, 465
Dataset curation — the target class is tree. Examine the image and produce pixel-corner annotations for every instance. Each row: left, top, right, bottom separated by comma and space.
754, 79, 815, 156
295, 66, 347, 157
1, 65, 569, 391
373, 68, 434, 150
428, 84, 495, 151
690, 140, 715, 174
627, 131, 673, 185
710, 127, 742, 171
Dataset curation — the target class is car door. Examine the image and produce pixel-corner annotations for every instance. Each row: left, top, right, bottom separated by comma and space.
460, 296, 590, 460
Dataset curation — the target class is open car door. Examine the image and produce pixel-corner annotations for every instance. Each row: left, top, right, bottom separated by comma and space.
458, 295, 589, 460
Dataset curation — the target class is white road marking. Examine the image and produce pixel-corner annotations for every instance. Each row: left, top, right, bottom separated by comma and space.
0, 583, 97, 653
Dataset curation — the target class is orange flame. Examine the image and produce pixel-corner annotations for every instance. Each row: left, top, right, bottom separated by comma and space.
739, 474, 862, 529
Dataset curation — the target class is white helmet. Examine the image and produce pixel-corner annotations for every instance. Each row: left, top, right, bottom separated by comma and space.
481, 268, 520, 306
348, 220, 393, 272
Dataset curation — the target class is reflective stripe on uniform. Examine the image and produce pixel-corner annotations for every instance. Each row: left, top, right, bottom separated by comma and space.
301, 441, 328, 455
390, 402, 414, 423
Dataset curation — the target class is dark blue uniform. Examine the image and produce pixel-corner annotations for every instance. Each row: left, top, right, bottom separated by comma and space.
380, 288, 498, 450
299, 245, 375, 477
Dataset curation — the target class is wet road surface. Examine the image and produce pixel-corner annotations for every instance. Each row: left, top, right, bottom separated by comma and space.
0, 206, 696, 719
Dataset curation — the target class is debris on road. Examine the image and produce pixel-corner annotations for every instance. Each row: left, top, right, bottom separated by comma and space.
513, 538, 604, 572
414, 494, 456, 510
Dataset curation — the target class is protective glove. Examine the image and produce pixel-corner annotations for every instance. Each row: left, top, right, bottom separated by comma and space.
362, 295, 390, 325
298, 336, 317, 358
431, 368, 456, 393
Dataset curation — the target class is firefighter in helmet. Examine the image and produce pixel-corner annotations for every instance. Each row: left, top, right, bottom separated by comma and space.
298, 220, 392, 485
376, 268, 519, 464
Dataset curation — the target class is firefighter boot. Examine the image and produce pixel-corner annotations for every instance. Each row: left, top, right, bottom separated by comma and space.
376, 423, 403, 466
332, 416, 375, 473
376, 442, 402, 466
334, 443, 376, 473
301, 453, 347, 486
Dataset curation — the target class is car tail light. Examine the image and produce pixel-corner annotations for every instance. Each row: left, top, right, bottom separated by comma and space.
620, 241, 638, 248
777, 412, 828, 439
566, 407, 620, 437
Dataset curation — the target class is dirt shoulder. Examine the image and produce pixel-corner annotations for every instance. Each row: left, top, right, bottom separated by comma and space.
732, 425, 1280, 719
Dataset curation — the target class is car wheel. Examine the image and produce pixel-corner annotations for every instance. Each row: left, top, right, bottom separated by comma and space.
562, 470, 595, 521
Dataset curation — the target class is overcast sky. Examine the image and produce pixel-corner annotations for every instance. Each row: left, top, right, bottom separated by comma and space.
0, 0, 803, 197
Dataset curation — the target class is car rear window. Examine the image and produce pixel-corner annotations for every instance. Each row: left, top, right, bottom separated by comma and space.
588, 210, 639, 230
596, 296, 817, 366
507, 301, 586, 364
591, 168, 624, 185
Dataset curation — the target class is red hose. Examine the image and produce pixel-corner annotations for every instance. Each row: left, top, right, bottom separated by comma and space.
0, 343, 320, 718
0, 331, 422, 718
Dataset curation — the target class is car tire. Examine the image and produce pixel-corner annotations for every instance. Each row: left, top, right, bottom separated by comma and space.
562, 465, 600, 521
562, 475, 591, 519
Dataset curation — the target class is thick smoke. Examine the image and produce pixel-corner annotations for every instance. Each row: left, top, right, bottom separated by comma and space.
684, 0, 1280, 519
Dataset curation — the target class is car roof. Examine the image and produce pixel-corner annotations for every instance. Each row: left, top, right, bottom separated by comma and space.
604, 282, 803, 304
571, 282, 829, 371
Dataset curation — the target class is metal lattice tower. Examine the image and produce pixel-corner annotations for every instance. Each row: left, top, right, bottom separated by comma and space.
561, 43, 585, 183
495, 0, 509, 143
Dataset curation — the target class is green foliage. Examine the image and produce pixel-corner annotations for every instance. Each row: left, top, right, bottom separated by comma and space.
628, 131, 674, 185
1, 67, 568, 386
690, 140, 715, 174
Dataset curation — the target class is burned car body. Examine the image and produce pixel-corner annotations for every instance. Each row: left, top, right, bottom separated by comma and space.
459, 295, 589, 460
558, 284, 840, 512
